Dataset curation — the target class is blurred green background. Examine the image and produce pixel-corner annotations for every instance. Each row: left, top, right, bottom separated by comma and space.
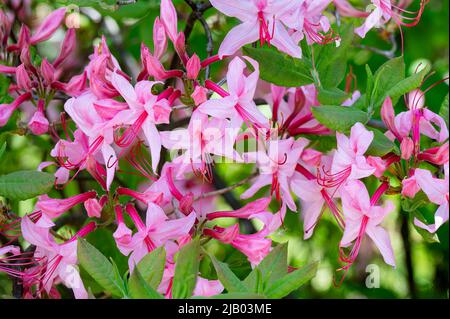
0, 0, 448, 299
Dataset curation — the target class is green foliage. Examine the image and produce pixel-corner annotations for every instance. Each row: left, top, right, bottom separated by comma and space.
243, 47, 314, 87
77, 238, 127, 298
366, 128, 398, 157
209, 244, 318, 299
0, 142, 5, 162
315, 23, 354, 89
134, 246, 166, 290
0, 170, 54, 201
128, 268, 164, 299
172, 238, 201, 299
311, 105, 369, 132
367, 57, 405, 112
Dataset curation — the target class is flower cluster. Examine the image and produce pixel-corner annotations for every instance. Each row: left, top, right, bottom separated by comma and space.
0, 0, 447, 299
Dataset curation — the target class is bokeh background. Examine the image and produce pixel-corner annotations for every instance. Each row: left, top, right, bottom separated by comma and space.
0, 0, 448, 299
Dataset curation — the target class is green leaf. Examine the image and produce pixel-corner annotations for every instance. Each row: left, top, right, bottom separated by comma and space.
128, 267, 164, 299
439, 94, 449, 128
0, 170, 54, 201
369, 56, 405, 112
264, 261, 319, 299
209, 254, 248, 293
77, 239, 125, 298
243, 47, 314, 87
316, 23, 354, 88
0, 142, 5, 161
197, 292, 266, 299
311, 105, 369, 132
244, 244, 288, 292
387, 63, 431, 105
134, 246, 166, 289
366, 128, 398, 157
172, 238, 201, 299
409, 208, 440, 243
317, 87, 350, 105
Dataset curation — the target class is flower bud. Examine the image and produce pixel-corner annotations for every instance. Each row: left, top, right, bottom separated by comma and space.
400, 137, 414, 160
186, 54, 201, 80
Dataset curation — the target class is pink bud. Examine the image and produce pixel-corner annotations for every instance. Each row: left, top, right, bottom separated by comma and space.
15, 64, 32, 90
53, 28, 76, 69
153, 17, 167, 59
186, 54, 201, 80
160, 0, 178, 42
40, 59, 55, 85
17, 25, 31, 49
179, 192, 194, 216
0, 64, 16, 74
84, 198, 102, 218
400, 137, 414, 160
191, 85, 208, 105
401, 175, 420, 198
30, 7, 66, 45
0, 92, 31, 127
175, 32, 187, 64
28, 100, 49, 135
381, 96, 400, 140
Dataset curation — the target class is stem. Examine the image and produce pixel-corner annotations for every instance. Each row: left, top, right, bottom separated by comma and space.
400, 211, 418, 298
194, 172, 258, 201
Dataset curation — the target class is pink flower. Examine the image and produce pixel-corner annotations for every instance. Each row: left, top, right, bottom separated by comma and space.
34, 191, 97, 226
161, 111, 241, 181
0, 92, 32, 127
110, 72, 173, 173
193, 278, 224, 297
210, 0, 302, 58
291, 157, 345, 239
21, 216, 95, 299
413, 165, 449, 233
339, 180, 396, 269
323, 123, 375, 189
114, 203, 196, 272
64, 92, 121, 189
200, 56, 269, 130
241, 137, 309, 211
355, 0, 392, 38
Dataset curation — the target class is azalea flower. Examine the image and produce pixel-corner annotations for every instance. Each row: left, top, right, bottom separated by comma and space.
21, 216, 96, 299
241, 137, 309, 210
339, 180, 396, 272
114, 202, 196, 272
200, 56, 269, 131
210, 0, 302, 58
319, 122, 376, 190
110, 71, 173, 172
413, 164, 449, 233
161, 111, 241, 181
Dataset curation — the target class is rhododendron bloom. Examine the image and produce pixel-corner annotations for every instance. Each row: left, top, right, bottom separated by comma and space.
413, 165, 449, 233
210, 0, 302, 58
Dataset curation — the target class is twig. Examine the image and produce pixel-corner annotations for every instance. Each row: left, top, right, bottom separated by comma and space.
356, 34, 398, 59
195, 172, 258, 201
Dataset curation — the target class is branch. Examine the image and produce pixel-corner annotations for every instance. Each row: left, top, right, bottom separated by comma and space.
355, 34, 398, 59
195, 172, 258, 202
